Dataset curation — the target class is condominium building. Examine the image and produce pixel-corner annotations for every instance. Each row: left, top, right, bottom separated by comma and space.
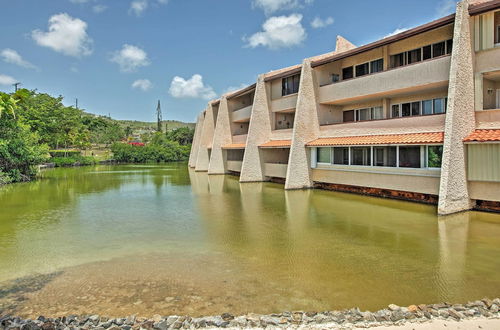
188, 0, 500, 215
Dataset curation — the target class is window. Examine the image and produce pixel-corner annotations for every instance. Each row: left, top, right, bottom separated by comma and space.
333, 147, 349, 165
401, 103, 411, 117
370, 59, 384, 73
282, 74, 300, 96
374, 146, 397, 167
422, 100, 433, 115
357, 108, 371, 121
427, 146, 443, 168
355, 63, 370, 77
343, 110, 355, 122
372, 106, 384, 120
399, 146, 421, 168
331, 74, 340, 83
407, 48, 421, 64
391, 53, 406, 68
446, 39, 453, 54
433, 98, 445, 114
351, 147, 371, 166
317, 147, 331, 163
433, 41, 445, 57
411, 102, 420, 116
342, 66, 354, 80
392, 104, 400, 118
423, 45, 432, 60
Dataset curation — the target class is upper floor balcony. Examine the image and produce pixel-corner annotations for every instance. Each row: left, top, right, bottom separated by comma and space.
318, 55, 451, 105
271, 93, 298, 112
232, 105, 252, 123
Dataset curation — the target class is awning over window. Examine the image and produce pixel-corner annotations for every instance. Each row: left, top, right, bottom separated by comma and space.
259, 140, 292, 148
222, 143, 246, 149
307, 132, 444, 147
464, 129, 500, 143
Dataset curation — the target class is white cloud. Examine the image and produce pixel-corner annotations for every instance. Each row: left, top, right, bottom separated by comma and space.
169, 74, 216, 100
132, 79, 153, 91
436, 0, 458, 17
384, 27, 409, 38
32, 13, 93, 57
69, 0, 90, 3
246, 14, 306, 50
93, 5, 107, 13
110, 44, 150, 72
310, 16, 333, 29
0, 74, 17, 86
1, 49, 37, 69
129, 0, 168, 16
253, 0, 308, 14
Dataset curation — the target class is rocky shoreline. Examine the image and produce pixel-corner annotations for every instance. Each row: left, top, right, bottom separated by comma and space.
1, 298, 499, 329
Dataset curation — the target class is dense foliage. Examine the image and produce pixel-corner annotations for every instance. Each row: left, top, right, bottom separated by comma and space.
111, 131, 191, 163
0, 93, 48, 184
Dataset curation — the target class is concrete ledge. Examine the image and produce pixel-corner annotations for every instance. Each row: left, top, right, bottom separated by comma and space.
314, 181, 439, 204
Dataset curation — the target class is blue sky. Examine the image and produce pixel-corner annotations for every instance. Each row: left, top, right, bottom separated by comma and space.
0, 0, 458, 123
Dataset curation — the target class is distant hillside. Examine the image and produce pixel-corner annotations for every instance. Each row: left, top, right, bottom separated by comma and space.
116, 120, 195, 132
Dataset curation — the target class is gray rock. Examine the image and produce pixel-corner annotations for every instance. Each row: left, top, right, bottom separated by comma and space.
390, 310, 404, 322
388, 304, 400, 311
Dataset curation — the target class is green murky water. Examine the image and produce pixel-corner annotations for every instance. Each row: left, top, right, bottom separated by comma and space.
0, 163, 500, 317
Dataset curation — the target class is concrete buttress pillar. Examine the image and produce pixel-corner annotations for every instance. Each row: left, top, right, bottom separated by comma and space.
240, 75, 272, 182
188, 113, 204, 168
285, 59, 320, 189
195, 104, 216, 172
438, 0, 475, 215
208, 97, 232, 174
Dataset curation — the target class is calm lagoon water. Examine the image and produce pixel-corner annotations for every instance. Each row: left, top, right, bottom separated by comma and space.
1, 163, 500, 317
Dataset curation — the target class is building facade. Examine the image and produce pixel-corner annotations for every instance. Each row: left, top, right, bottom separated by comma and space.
189, 0, 500, 215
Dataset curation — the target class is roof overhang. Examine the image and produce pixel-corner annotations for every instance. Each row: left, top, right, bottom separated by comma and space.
469, 0, 500, 16
226, 84, 256, 100
311, 15, 455, 68
307, 132, 444, 147
222, 143, 246, 149
264, 66, 302, 82
464, 129, 500, 142
259, 140, 292, 148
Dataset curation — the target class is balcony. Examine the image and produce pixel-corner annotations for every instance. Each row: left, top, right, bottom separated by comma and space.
318, 56, 451, 104
232, 105, 252, 123
227, 160, 243, 173
271, 94, 298, 112
263, 163, 288, 178
232, 134, 248, 144
319, 114, 446, 138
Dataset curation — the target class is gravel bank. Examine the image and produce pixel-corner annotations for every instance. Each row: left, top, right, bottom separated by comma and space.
1, 298, 499, 329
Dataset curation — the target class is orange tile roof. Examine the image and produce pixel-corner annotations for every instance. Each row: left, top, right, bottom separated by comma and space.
259, 140, 292, 148
464, 129, 500, 142
222, 143, 246, 149
307, 132, 444, 146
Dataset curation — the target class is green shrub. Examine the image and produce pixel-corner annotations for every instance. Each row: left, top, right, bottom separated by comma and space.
110, 140, 190, 163
49, 150, 81, 157
51, 156, 97, 167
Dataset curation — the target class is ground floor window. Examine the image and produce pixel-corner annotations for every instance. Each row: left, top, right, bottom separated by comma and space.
313, 145, 443, 169
317, 147, 331, 163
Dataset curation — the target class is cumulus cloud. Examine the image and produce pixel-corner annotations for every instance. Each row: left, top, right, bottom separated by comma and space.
253, 0, 299, 14
169, 74, 216, 100
246, 14, 306, 50
310, 16, 333, 29
110, 44, 150, 72
0, 74, 17, 86
132, 79, 153, 91
223, 83, 249, 95
31, 13, 93, 57
1, 49, 37, 69
436, 0, 458, 17
129, 0, 168, 16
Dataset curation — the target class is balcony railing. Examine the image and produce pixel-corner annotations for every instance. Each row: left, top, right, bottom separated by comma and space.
232, 105, 252, 122
263, 163, 288, 178
227, 160, 243, 173
271, 94, 298, 112
318, 56, 451, 104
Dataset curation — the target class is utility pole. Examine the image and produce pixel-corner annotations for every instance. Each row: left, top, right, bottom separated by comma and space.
13, 82, 21, 92
156, 100, 163, 132
75, 98, 78, 109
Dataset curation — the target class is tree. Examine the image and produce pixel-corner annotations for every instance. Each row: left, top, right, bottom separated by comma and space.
165, 127, 194, 145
